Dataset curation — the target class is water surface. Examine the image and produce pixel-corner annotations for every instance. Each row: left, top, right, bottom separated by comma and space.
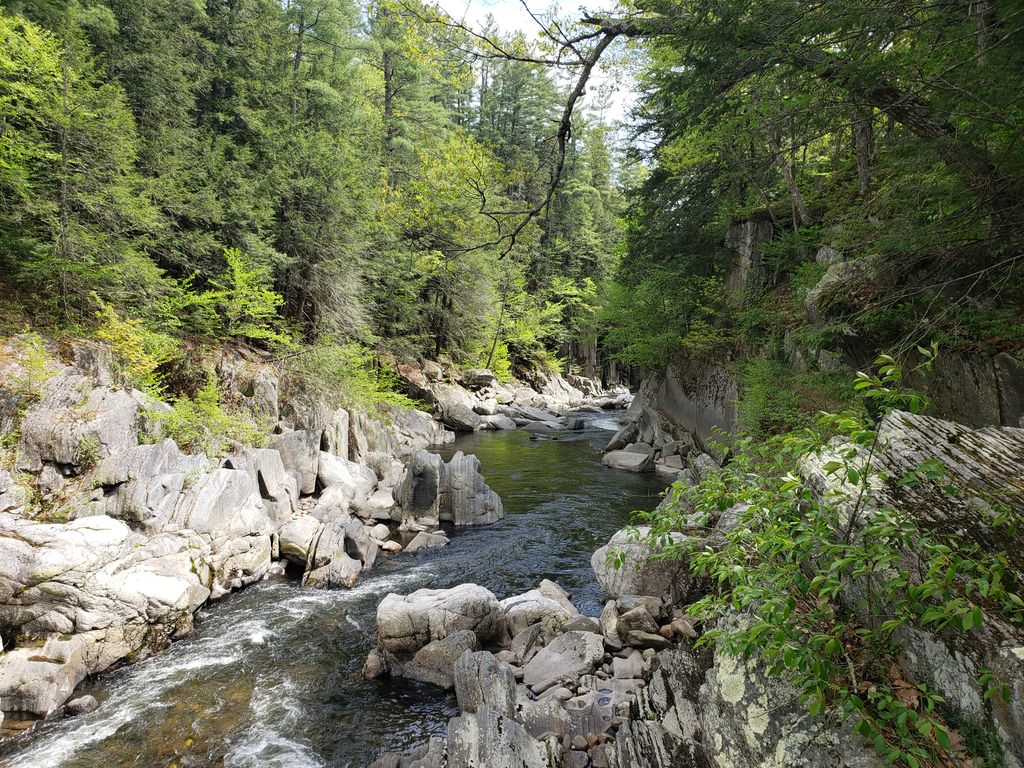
0, 413, 666, 768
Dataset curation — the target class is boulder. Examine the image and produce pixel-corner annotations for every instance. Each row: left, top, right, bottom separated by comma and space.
432, 384, 483, 432
462, 369, 498, 389
403, 629, 481, 689
480, 413, 517, 431
405, 530, 449, 553
273, 430, 320, 496
498, 581, 579, 643
804, 257, 878, 326
601, 450, 654, 473
303, 515, 377, 589
604, 419, 640, 453
93, 440, 209, 528
64, 694, 99, 716
317, 452, 378, 499
376, 584, 500, 656
278, 515, 320, 565
522, 631, 604, 687
592, 527, 703, 602
440, 452, 503, 526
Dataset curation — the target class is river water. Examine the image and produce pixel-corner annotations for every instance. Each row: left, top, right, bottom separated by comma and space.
0, 413, 666, 768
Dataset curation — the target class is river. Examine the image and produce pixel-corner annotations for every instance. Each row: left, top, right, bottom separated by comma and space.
0, 412, 666, 768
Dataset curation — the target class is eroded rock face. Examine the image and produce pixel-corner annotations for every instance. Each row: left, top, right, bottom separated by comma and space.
0, 513, 213, 716
376, 585, 500, 657
396, 450, 503, 528
17, 369, 144, 473
440, 452, 503, 526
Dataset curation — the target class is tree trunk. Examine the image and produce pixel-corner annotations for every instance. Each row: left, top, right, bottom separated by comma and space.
852, 106, 874, 198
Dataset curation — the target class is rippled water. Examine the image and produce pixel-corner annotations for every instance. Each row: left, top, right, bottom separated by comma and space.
0, 413, 666, 768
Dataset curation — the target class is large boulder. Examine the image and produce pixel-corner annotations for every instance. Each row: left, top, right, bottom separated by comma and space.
317, 452, 378, 499
302, 515, 377, 589
440, 452, 503, 526
521, 630, 604, 687
602, 450, 654, 473
592, 527, 703, 602
497, 580, 579, 643
376, 584, 500, 656
278, 515, 320, 565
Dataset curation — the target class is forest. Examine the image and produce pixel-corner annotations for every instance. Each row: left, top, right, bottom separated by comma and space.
2, 0, 1022, 410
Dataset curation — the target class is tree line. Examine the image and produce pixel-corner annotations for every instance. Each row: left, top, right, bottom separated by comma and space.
0, 0, 623, 380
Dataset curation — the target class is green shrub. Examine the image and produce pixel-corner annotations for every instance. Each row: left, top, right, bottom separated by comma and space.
283, 343, 418, 413
155, 374, 266, 455
736, 357, 854, 438
94, 299, 178, 396
639, 350, 1021, 768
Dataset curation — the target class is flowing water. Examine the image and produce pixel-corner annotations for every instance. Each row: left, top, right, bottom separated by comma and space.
0, 413, 666, 768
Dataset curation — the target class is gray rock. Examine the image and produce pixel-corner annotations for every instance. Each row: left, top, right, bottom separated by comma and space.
222, 447, 297, 523
0, 514, 214, 716
805, 257, 878, 326
64, 694, 99, 716
376, 584, 500, 656
601, 450, 654, 473
480, 413, 517, 430
440, 452, 503, 526
522, 631, 604, 687
395, 450, 444, 523
302, 515, 377, 589
404, 629, 481, 689
17, 371, 143, 473
322, 407, 349, 458
592, 527, 704, 603
405, 530, 449, 553
273, 429, 320, 496
316, 452, 378, 498
497, 581, 579, 643
278, 515, 320, 565
612, 649, 644, 679
561, 615, 601, 634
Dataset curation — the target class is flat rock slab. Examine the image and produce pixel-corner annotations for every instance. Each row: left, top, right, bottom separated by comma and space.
601, 451, 653, 473
522, 631, 604, 687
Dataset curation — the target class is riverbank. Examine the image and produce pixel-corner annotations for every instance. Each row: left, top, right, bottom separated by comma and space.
0, 413, 663, 766
0, 335, 630, 744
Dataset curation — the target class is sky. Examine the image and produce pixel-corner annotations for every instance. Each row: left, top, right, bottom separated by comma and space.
433, 0, 638, 126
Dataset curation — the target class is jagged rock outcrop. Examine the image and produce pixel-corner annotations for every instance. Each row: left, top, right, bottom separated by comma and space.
396, 449, 503, 528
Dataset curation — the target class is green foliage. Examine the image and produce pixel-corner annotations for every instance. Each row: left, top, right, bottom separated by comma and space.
94, 299, 178, 396
736, 357, 855, 438
641, 350, 1022, 767
154, 374, 266, 456
283, 343, 417, 413
205, 249, 291, 346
